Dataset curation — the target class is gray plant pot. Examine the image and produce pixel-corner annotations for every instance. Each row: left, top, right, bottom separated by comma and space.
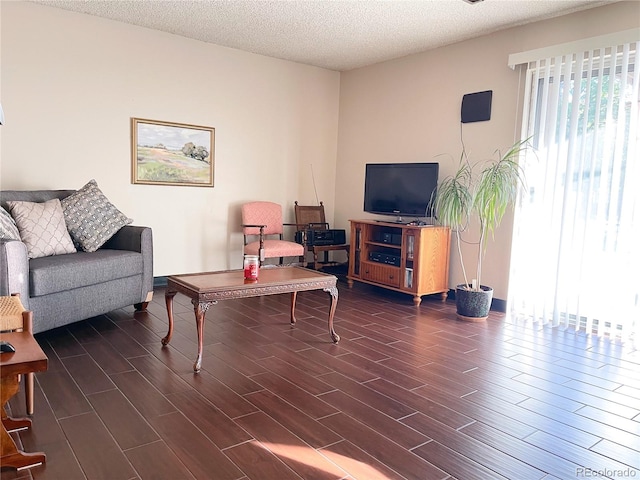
455, 284, 493, 322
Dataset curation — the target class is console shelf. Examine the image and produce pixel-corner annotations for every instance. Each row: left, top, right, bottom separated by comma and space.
347, 219, 450, 305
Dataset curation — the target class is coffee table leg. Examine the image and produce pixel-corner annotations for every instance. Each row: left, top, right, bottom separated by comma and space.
192, 300, 215, 373
1, 376, 45, 469
290, 292, 297, 325
323, 286, 340, 343
162, 290, 177, 346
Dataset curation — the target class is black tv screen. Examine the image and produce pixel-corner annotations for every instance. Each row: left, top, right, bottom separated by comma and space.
364, 162, 439, 219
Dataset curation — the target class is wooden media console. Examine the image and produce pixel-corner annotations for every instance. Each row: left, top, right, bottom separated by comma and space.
347, 219, 450, 305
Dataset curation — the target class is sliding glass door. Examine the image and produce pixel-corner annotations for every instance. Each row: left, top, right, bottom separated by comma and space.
509, 40, 639, 340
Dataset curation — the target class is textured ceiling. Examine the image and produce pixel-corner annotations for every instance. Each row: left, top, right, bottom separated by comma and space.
33, 0, 614, 71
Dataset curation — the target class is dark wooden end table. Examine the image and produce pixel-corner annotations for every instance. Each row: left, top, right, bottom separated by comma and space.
0, 332, 48, 470
163, 266, 340, 372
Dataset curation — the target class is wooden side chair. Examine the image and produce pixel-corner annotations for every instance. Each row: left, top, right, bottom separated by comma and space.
241, 201, 305, 266
294, 201, 349, 270
0, 294, 35, 415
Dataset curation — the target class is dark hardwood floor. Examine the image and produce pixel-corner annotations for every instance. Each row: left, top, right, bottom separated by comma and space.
2, 278, 639, 479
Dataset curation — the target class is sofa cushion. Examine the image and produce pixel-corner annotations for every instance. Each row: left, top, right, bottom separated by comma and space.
29, 249, 143, 297
61, 180, 133, 252
7, 199, 77, 259
0, 206, 20, 241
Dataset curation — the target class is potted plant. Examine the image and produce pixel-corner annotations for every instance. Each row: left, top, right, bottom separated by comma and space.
433, 139, 528, 321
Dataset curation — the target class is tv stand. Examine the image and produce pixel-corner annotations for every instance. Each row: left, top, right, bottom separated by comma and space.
347, 219, 450, 305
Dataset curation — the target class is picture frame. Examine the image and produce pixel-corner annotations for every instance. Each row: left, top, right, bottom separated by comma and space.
131, 118, 215, 187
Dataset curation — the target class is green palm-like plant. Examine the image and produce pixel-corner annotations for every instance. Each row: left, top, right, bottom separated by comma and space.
434, 139, 528, 292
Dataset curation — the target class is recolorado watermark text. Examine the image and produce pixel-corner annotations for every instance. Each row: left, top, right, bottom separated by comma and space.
576, 467, 636, 478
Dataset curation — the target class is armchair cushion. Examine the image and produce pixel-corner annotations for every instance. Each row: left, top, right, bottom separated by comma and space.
61, 179, 133, 252
6, 198, 76, 259
244, 239, 304, 258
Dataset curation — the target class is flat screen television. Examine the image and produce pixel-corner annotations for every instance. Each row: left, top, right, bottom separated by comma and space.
363, 162, 439, 221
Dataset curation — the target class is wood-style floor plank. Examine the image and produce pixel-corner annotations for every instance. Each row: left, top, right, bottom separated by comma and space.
86, 388, 160, 451
524, 429, 640, 475
412, 440, 510, 480
58, 412, 137, 480
335, 351, 426, 390
23, 436, 86, 480
222, 440, 303, 480
318, 440, 406, 480
464, 390, 602, 448
460, 419, 591, 479
318, 412, 447, 479
34, 363, 93, 420
108, 370, 176, 420
60, 354, 116, 395
81, 339, 135, 375
124, 440, 196, 480
179, 369, 258, 419
249, 371, 338, 419
233, 411, 348, 480
401, 412, 546, 480
243, 389, 342, 449
3, 279, 638, 480
165, 389, 253, 450
257, 355, 335, 396
146, 411, 244, 480
318, 389, 428, 449
318, 371, 417, 420
590, 439, 640, 469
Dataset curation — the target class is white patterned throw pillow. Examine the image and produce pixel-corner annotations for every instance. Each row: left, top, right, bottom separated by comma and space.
0, 205, 21, 241
61, 179, 133, 252
6, 199, 77, 259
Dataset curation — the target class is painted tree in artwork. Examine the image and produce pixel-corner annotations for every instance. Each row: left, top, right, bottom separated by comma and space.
182, 142, 210, 163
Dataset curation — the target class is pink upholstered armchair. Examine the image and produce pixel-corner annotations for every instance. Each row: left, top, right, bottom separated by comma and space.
241, 201, 304, 266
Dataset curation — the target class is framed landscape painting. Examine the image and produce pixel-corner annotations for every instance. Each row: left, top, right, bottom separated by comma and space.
131, 118, 215, 187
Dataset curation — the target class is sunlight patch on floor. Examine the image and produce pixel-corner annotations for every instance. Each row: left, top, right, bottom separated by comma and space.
257, 441, 393, 479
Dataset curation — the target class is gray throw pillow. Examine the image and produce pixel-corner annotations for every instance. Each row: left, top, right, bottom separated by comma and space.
61, 179, 133, 252
0, 206, 21, 241
6, 199, 77, 259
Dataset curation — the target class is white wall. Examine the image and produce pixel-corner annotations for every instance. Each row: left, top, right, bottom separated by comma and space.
335, 1, 640, 300
0, 1, 340, 276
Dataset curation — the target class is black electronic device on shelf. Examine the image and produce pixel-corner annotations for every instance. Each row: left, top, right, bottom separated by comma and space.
295, 228, 346, 247
374, 230, 402, 245
369, 251, 401, 267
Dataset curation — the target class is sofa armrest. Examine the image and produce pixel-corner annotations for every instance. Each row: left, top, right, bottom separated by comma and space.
103, 226, 154, 303
104, 225, 148, 252
0, 239, 30, 308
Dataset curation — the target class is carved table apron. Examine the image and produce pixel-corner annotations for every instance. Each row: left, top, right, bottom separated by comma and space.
162, 266, 339, 372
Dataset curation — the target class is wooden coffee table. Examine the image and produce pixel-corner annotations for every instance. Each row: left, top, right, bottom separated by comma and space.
163, 266, 340, 372
0, 332, 48, 470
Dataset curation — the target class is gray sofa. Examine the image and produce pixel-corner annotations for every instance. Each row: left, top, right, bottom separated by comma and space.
0, 189, 154, 333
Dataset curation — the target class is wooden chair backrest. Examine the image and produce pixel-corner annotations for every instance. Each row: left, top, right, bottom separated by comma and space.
294, 201, 328, 231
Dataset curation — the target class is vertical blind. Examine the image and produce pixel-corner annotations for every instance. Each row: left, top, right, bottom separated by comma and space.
508, 39, 639, 340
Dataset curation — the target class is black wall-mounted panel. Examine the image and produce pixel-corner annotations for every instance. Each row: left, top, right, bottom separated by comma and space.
461, 90, 493, 123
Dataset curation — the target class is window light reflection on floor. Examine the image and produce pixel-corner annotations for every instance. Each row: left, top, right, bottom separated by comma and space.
256, 441, 392, 479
